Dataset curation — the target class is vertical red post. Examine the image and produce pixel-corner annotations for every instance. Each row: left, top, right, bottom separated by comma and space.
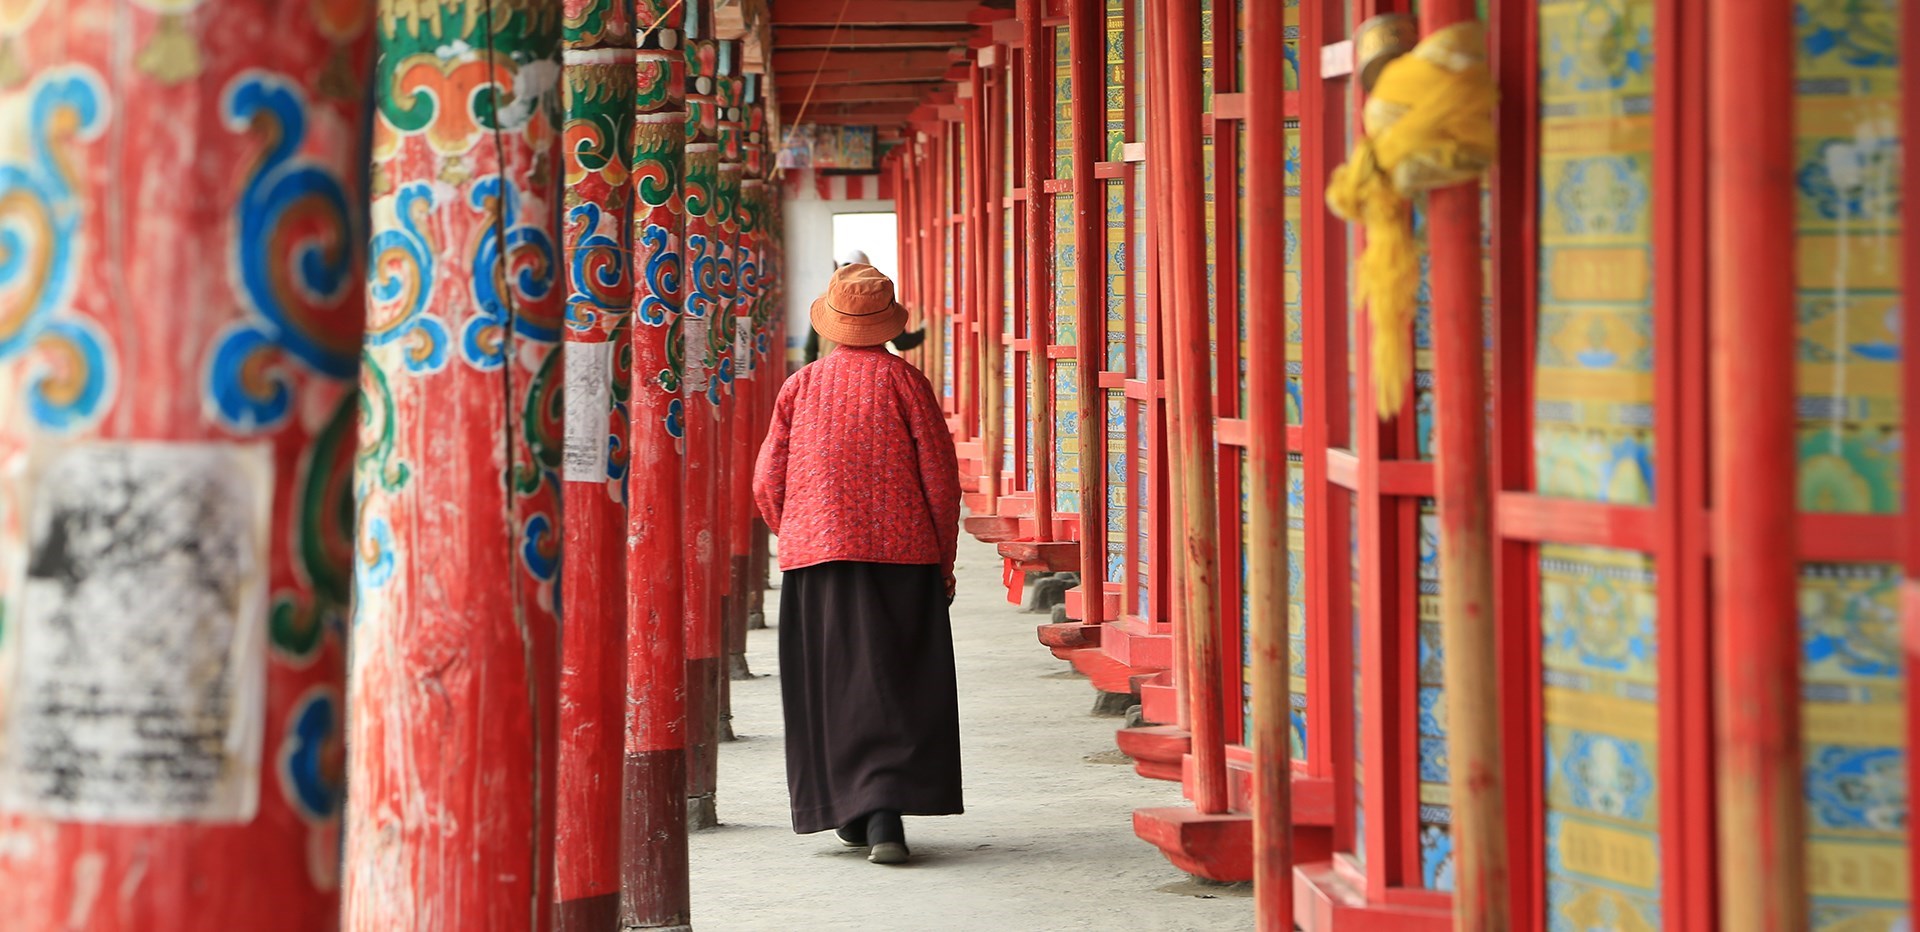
1144, 0, 1188, 729
1417, 2, 1509, 927
1021, 0, 1056, 538
1708, 0, 1805, 926
680, 0, 723, 830
983, 54, 1008, 515
556, 11, 636, 922
717, 47, 753, 707
0, 4, 370, 928
347, 4, 563, 928
622, 2, 692, 925
1245, 0, 1294, 925
1157, 0, 1227, 812
969, 61, 990, 447
1068, 0, 1107, 619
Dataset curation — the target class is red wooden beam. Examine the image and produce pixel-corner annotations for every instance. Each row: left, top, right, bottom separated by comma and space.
775, 25, 977, 47
781, 101, 921, 120
778, 81, 947, 102
781, 67, 958, 86
1708, 0, 1804, 925
771, 48, 959, 75
771, 0, 980, 26
1247, 0, 1295, 923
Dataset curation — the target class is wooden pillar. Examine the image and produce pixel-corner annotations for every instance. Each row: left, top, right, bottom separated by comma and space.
1144, 0, 1187, 730
1246, 0, 1294, 924
739, 75, 771, 634
0, 4, 371, 928
1067, 0, 1106, 619
970, 61, 992, 454
1417, 2, 1509, 927
347, 3, 563, 928
556, 0, 636, 921
982, 51, 1008, 515
1020, 0, 1055, 538
621, 1, 692, 925
680, 0, 723, 830
1708, 0, 1805, 926
715, 44, 749, 724
1157, 0, 1227, 811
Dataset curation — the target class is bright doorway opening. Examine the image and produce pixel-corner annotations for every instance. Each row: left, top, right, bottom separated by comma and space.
831, 212, 898, 282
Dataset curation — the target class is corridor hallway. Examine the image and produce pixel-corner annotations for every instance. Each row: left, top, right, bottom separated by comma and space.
691, 534, 1247, 931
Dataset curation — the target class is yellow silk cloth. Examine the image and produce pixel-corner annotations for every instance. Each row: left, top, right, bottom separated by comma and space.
1325, 21, 1496, 420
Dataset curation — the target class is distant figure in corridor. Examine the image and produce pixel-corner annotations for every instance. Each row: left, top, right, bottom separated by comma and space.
752, 262, 964, 866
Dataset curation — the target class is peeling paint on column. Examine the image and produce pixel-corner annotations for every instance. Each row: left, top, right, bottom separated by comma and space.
346, 2, 562, 929
0, 2, 371, 928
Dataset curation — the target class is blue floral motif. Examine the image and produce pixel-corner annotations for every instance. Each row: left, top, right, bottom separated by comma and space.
366, 183, 449, 373
1555, 730, 1654, 821
277, 687, 343, 820
665, 397, 685, 440
355, 517, 396, 597
565, 201, 628, 331
1550, 2, 1652, 93
636, 223, 681, 327
0, 68, 114, 432
1553, 156, 1649, 236
464, 175, 559, 369
1795, 0, 1897, 69
211, 73, 364, 430
1796, 135, 1900, 223
1805, 744, 1906, 833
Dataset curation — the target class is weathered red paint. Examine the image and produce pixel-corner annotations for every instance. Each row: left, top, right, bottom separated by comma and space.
0, 4, 371, 929
1246, 0, 1295, 925
624, 6, 691, 924
1156, 0, 1226, 815
556, 39, 636, 931
1708, 0, 1804, 925
346, 4, 564, 929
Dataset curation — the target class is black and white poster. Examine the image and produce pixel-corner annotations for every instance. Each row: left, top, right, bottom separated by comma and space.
0, 442, 271, 823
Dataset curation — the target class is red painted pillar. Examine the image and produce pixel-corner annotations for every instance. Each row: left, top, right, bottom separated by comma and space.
1142, 0, 1188, 730
1246, 0, 1294, 925
1709, 0, 1804, 926
1020, 0, 1056, 539
982, 52, 1008, 515
680, 0, 723, 830
741, 77, 773, 634
0, 4, 370, 928
1067, 0, 1107, 620
1904, 6, 1920, 913
556, 2, 636, 920
346, 4, 563, 929
1157, 0, 1227, 812
621, 4, 692, 926
1416, 4, 1509, 927
720, 55, 755, 695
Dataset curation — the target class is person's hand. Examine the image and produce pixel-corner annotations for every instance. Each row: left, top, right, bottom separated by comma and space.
944, 573, 957, 605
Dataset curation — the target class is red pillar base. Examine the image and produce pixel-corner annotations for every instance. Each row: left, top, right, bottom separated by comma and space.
1133, 807, 1333, 884
1115, 724, 1191, 782
1292, 860, 1452, 932
621, 749, 690, 930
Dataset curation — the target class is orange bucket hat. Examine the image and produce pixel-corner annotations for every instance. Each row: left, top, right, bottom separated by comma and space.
810, 263, 908, 348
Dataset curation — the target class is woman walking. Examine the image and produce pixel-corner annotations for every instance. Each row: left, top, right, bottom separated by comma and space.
752, 263, 963, 865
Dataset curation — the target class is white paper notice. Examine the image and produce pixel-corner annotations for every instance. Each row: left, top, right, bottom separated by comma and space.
685, 314, 712, 392
564, 340, 615, 483
736, 316, 753, 381
0, 442, 271, 823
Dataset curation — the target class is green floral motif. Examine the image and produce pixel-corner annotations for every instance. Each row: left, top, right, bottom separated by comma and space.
271, 393, 359, 661
1799, 429, 1900, 515
515, 342, 565, 496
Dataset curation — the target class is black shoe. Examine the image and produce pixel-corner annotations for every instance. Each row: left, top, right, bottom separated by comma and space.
836, 817, 868, 848
865, 810, 908, 864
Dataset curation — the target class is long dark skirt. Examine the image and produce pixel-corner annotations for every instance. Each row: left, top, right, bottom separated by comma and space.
779, 561, 964, 835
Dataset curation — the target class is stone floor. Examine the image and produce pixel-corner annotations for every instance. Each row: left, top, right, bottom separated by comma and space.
688, 533, 1251, 931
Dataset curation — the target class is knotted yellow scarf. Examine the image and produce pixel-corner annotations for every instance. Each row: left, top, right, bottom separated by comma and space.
1325, 21, 1496, 420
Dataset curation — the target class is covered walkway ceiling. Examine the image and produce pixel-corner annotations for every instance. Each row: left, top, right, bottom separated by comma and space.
771, 0, 1014, 138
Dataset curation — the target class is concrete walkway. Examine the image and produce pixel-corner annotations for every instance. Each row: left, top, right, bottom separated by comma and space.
690, 534, 1251, 931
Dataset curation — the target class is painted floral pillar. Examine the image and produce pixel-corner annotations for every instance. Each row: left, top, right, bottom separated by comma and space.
716, 47, 750, 693
622, 1, 692, 927
555, 0, 634, 925
345, 2, 563, 928
0, 3, 370, 929
679, 0, 723, 829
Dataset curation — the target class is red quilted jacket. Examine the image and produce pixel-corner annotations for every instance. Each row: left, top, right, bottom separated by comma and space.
753, 345, 961, 586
